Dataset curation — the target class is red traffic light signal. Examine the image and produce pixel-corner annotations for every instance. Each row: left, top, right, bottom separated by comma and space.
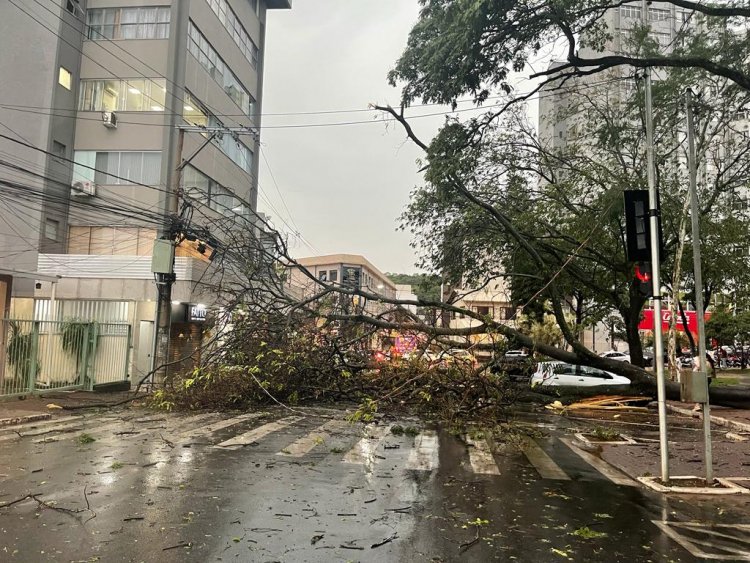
634, 262, 653, 297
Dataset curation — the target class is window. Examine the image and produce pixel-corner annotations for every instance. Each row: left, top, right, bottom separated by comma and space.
649, 31, 672, 47
182, 165, 245, 217
74, 151, 161, 185
45, 218, 59, 241
52, 141, 66, 161
58, 67, 72, 90
620, 5, 641, 19
649, 8, 669, 22
86, 7, 170, 40
184, 92, 254, 174
79, 79, 167, 112
187, 22, 254, 116
475, 306, 494, 317
202, 0, 260, 69
66, 0, 80, 15
318, 271, 328, 282
329, 270, 338, 283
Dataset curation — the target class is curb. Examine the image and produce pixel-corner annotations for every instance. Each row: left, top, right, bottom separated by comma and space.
638, 475, 749, 495
666, 403, 750, 433
0, 413, 52, 428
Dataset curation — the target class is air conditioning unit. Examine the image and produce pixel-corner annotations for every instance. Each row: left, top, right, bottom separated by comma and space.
71, 180, 96, 196
102, 111, 118, 129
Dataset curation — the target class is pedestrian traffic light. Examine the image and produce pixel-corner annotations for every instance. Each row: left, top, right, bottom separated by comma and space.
634, 261, 653, 297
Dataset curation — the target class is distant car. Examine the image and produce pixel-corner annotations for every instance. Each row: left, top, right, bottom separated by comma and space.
446, 348, 478, 367
599, 350, 631, 363
504, 349, 529, 358
530, 362, 631, 388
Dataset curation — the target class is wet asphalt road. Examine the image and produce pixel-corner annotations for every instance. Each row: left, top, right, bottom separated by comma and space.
0, 405, 749, 562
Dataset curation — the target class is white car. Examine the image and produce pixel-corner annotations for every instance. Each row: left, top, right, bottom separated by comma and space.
504, 349, 528, 358
530, 362, 631, 388
599, 350, 631, 363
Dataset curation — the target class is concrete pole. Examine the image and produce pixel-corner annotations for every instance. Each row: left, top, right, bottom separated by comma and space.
686, 88, 713, 482
643, 0, 670, 483
153, 0, 189, 386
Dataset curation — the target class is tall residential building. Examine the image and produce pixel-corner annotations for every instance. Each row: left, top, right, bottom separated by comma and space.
0, 0, 291, 386
539, 2, 692, 148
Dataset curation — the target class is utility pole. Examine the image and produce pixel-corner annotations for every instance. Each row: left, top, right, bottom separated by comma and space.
686, 88, 713, 482
152, 0, 190, 386
642, 0, 670, 483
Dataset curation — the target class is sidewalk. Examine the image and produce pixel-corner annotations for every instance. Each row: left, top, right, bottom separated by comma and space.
667, 401, 750, 433
0, 391, 146, 427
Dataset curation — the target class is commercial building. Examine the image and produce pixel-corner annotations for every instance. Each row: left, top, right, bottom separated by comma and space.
0, 0, 291, 390
287, 254, 398, 317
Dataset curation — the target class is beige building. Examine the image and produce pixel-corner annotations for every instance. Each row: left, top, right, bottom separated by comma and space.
287, 254, 398, 318
447, 278, 518, 360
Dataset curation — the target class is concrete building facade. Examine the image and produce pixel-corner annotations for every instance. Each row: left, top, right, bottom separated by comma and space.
0, 0, 290, 384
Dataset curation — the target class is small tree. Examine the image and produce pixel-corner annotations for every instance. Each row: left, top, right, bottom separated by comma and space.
7, 321, 38, 389
60, 319, 94, 381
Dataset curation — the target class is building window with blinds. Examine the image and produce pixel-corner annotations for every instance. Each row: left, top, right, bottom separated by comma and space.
86, 7, 170, 40
73, 151, 161, 185
78, 79, 167, 112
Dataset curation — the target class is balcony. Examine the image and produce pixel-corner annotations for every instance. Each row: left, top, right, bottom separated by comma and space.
37, 254, 207, 282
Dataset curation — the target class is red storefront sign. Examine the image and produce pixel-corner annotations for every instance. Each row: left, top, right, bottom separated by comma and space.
638, 309, 711, 335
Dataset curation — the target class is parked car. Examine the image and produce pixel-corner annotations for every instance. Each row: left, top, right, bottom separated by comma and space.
599, 350, 631, 363
530, 362, 631, 388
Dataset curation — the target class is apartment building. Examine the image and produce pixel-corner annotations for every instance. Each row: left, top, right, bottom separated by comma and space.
539, 2, 692, 148
0, 0, 290, 385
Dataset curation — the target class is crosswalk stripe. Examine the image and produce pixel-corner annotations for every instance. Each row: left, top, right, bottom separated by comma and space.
520, 439, 570, 480
32, 419, 126, 443
278, 419, 351, 457
175, 412, 267, 441
559, 437, 635, 486
0, 416, 87, 442
342, 424, 392, 465
405, 430, 439, 471
214, 416, 304, 449
465, 435, 500, 475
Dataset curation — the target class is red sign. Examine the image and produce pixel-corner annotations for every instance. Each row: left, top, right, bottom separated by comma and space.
638, 309, 711, 335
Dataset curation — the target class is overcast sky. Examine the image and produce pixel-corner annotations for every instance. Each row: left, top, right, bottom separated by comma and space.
258, 1, 445, 274
258, 1, 546, 274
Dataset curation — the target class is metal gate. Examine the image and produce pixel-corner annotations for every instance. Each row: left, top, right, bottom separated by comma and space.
0, 319, 132, 398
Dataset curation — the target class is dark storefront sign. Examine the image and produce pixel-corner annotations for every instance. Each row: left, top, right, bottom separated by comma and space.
170, 302, 207, 323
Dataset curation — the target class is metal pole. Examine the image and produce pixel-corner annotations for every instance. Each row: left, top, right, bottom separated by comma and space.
686, 88, 713, 482
643, 0, 670, 483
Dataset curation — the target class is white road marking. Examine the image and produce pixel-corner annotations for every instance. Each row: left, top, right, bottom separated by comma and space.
343, 424, 392, 465
32, 419, 127, 443
0, 416, 86, 442
465, 435, 500, 475
653, 521, 750, 560
520, 439, 570, 480
560, 437, 635, 486
176, 412, 267, 441
214, 416, 304, 449
405, 430, 439, 471
278, 419, 351, 457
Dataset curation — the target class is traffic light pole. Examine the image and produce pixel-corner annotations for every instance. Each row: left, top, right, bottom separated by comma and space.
643, 0, 670, 484
686, 88, 713, 482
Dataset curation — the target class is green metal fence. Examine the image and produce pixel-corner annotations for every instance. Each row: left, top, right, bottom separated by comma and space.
0, 319, 131, 398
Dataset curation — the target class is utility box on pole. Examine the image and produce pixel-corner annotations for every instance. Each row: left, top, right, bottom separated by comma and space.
151, 239, 175, 274
680, 371, 709, 403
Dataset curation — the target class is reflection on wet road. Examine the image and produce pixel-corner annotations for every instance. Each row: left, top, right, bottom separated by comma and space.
0, 406, 748, 561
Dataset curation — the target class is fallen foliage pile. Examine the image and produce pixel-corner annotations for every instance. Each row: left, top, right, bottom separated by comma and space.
153, 316, 518, 424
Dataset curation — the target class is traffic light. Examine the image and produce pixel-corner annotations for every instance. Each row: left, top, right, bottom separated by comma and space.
623, 190, 664, 262
634, 261, 653, 297
624, 190, 650, 262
